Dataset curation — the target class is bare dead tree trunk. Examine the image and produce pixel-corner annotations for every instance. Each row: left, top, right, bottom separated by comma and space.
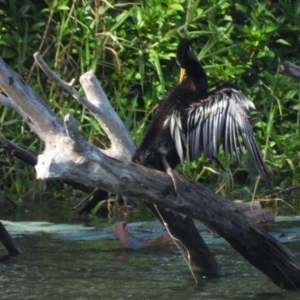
1, 56, 300, 289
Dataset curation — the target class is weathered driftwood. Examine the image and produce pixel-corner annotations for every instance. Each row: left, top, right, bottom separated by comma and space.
1, 55, 300, 289
280, 61, 300, 82
1, 136, 276, 227
0, 135, 100, 194
0, 54, 223, 277
33, 52, 135, 161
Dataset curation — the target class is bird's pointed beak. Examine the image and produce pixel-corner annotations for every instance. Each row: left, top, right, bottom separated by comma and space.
179, 68, 186, 83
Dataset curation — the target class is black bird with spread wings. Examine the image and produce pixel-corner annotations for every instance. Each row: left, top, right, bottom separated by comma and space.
133, 38, 270, 194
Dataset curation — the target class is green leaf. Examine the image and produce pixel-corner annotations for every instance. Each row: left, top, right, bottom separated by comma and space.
169, 4, 184, 11
276, 39, 292, 46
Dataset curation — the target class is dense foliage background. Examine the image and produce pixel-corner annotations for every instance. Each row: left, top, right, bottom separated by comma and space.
1, 0, 300, 214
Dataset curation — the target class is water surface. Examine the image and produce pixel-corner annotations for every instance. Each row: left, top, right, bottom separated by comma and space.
1, 199, 300, 299
1, 231, 300, 299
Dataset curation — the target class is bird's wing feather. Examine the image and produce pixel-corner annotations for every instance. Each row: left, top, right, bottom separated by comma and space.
168, 87, 270, 182
170, 110, 185, 162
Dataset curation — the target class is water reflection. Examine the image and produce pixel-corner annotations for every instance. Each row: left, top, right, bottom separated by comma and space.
0, 234, 299, 299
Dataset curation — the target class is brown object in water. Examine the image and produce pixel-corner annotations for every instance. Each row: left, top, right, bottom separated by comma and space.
112, 221, 174, 249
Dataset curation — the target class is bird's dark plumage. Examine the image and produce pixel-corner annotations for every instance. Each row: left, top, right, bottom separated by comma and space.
133, 38, 270, 191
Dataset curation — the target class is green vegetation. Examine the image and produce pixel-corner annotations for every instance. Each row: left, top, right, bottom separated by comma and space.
1, 0, 300, 212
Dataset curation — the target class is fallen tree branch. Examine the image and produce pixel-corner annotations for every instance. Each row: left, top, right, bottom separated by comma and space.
1, 136, 38, 166
1, 55, 300, 289
0, 135, 136, 214
1, 134, 276, 228
280, 61, 300, 82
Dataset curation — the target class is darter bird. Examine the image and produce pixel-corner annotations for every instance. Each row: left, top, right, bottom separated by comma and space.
133, 38, 270, 194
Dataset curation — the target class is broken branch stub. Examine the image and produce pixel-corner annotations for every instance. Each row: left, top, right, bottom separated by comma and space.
34, 51, 135, 161
79, 71, 135, 160
280, 61, 300, 82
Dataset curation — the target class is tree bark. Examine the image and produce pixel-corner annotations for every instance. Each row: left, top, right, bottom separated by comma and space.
280, 61, 300, 81
0, 222, 22, 261
1, 55, 300, 289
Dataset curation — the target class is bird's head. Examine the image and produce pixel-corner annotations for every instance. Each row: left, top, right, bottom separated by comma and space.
176, 39, 200, 83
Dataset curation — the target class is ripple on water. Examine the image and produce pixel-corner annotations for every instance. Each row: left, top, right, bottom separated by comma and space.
1, 234, 300, 299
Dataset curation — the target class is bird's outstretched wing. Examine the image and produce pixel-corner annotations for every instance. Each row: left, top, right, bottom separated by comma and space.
167, 86, 270, 182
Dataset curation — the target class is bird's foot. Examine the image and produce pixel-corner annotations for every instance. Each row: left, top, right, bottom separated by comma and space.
162, 156, 188, 196
168, 171, 188, 196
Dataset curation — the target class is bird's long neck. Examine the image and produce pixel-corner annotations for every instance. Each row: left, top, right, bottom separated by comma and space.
185, 62, 208, 93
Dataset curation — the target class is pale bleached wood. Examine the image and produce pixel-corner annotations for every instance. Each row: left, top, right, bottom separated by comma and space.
0, 56, 64, 141
34, 52, 135, 161
79, 71, 135, 160
0, 94, 45, 140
